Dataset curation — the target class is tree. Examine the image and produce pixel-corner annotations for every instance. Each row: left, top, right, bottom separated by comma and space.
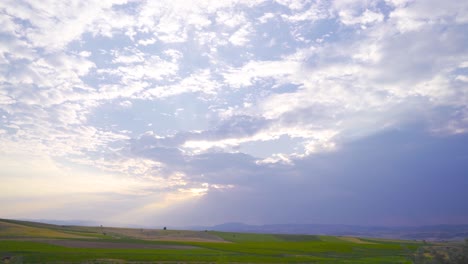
410, 238, 468, 264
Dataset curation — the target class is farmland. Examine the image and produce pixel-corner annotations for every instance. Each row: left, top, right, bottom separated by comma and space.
0, 218, 425, 263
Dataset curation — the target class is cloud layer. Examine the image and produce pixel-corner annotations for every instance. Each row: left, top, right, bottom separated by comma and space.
1, 0, 467, 226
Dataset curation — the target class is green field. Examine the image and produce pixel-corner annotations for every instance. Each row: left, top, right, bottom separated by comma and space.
0, 219, 424, 263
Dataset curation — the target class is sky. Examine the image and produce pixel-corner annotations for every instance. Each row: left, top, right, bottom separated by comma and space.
1, 0, 468, 227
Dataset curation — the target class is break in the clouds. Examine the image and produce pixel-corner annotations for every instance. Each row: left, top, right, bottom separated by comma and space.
1, 0, 467, 226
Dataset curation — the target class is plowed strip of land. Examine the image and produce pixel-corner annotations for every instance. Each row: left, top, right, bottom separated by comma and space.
42, 240, 199, 249
338, 237, 375, 244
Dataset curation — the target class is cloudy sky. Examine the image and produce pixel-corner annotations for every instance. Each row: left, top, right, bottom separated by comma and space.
1, 0, 468, 227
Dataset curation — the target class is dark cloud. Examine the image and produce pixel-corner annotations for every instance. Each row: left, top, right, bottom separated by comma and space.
128, 115, 272, 170
208, 115, 270, 139
150, 129, 468, 226
137, 147, 185, 166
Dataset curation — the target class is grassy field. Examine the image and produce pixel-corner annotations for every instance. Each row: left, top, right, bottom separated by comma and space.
0, 219, 423, 263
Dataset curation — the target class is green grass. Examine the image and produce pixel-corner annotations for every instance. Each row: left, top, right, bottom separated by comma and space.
0, 219, 422, 263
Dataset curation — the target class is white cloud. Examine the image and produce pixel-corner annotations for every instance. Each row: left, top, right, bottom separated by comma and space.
137, 38, 157, 46
79, 51, 92, 57
228, 24, 253, 46
275, 0, 308, 10
456, 75, 468, 83
281, 2, 330, 22
100, 53, 180, 83
223, 58, 301, 88
256, 153, 293, 165
112, 48, 145, 64
136, 0, 265, 44
142, 69, 219, 99
258, 12, 276, 23
388, 1, 468, 33
119, 100, 132, 108
0, 0, 130, 51
216, 11, 248, 28
339, 9, 384, 26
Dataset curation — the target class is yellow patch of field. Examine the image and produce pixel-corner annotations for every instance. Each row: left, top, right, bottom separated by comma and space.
338, 237, 376, 244
0, 220, 88, 239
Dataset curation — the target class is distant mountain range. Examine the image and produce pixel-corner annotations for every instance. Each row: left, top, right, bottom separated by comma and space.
189, 222, 468, 241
